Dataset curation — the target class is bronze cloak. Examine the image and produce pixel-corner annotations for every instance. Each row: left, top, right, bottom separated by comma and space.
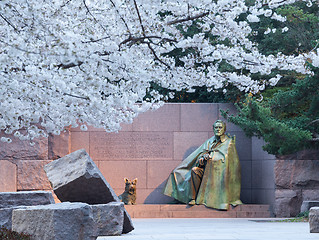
163, 134, 242, 210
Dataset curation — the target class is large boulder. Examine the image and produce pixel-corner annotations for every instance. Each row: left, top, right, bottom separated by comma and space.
12, 202, 97, 240
44, 149, 134, 233
309, 207, 319, 233
91, 202, 124, 236
0, 191, 55, 208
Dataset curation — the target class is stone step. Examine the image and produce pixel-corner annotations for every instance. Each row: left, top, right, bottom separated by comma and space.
124, 204, 271, 218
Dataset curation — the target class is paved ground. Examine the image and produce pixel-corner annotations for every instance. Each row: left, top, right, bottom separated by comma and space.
98, 218, 318, 240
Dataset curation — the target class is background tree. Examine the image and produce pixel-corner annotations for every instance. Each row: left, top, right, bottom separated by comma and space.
222, 2, 319, 155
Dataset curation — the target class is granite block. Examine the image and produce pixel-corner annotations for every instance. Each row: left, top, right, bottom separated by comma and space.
0, 131, 48, 160
0, 160, 17, 192
275, 159, 319, 189
0, 191, 55, 208
16, 160, 52, 190
180, 103, 219, 131
12, 202, 97, 240
302, 190, 319, 201
309, 207, 319, 233
132, 104, 180, 132
274, 189, 302, 217
173, 132, 209, 160
48, 130, 70, 160
90, 132, 173, 160
44, 149, 134, 233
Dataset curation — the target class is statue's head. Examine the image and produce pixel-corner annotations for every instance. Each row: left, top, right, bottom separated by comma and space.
213, 120, 226, 137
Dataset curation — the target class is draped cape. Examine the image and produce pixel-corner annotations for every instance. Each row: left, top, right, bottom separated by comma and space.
163, 134, 242, 210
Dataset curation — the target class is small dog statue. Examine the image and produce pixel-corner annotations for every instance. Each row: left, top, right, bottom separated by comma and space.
118, 178, 137, 205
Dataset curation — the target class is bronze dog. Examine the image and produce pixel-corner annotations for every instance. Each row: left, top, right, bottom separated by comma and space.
119, 178, 137, 205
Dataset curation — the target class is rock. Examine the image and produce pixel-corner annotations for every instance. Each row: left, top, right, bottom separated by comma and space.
0, 207, 27, 229
274, 189, 302, 217
12, 202, 97, 240
302, 190, 319, 202
309, 207, 319, 233
0, 191, 55, 208
301, 201, 319, 213
275, 160, 319, 189
44, 149, 134, 233
91, 202, 124, 236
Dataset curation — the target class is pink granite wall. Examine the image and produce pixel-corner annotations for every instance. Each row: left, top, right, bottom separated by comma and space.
0, 103, 276, 212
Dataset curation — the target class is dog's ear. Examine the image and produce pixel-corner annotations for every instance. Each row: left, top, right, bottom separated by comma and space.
132, 178, 137, 184
124, 178, 129, 183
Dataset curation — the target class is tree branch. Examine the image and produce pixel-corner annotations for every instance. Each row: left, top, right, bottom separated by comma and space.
167, 12, 210, 25
57, 61, 83, 69
83, 0, 107, 32
131, 0, 170, 69
63, 93, 90, 100
0, 13, 19, 32
82, 36, 110, 44
119, 35, 176, 47
109, 0, 131, 35
133, 0, 146, 36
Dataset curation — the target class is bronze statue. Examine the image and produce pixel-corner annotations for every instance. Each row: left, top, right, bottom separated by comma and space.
163, 120, 242, 210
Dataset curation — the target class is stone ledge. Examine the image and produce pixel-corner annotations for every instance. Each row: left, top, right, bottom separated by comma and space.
125, 204, 270, 218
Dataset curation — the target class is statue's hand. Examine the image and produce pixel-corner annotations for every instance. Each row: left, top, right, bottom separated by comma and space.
198, 157, 205, 166
203, 153, 212, 161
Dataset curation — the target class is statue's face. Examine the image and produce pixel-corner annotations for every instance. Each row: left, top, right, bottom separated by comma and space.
213, 122, 225, 137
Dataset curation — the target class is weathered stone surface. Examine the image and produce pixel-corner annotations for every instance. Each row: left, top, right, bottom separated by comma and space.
0, 160, 17, 192
44, 149, 134, 233
0, 131, 48, 160
48, 130, 70, 160
275, 160, 319, 189
301, 201, 319, 213
92, 202, 124, 236
0, 208, 13, 229
0, 191, 55, 208
0, 206, 27, 229
302, 190, 319, 201
16, 160, 52, 190
274, 189, 302, 217
309, 207, 319, 233
12, 202, 97, 240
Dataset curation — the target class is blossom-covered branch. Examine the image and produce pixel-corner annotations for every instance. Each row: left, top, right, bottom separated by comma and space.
0, 0, 318, 142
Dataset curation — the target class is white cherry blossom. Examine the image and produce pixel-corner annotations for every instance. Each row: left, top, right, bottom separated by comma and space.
0, 0, 318, 141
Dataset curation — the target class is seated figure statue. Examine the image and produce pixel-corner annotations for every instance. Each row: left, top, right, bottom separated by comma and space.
163, 120, 242, 210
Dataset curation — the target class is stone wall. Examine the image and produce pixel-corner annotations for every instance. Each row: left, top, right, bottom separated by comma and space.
0, 103, 276, 214
274, 150, 319, 217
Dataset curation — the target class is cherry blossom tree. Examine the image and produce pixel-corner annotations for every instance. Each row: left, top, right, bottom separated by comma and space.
0, 0, 318, 142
